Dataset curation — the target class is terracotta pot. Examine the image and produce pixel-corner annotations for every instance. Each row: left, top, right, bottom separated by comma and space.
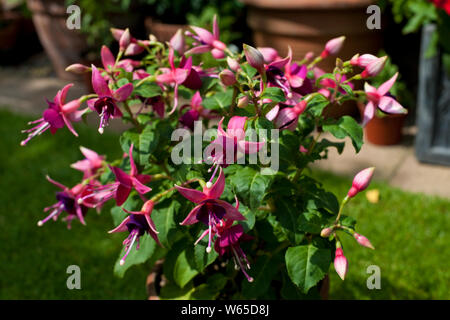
242, 0, 382, 70
0, 11, 22, 50
145, 17, 187, 43
27, 0, 87, 81
357, 102, 407, 145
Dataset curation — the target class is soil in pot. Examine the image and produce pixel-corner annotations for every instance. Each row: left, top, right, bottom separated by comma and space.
145, 17, 187, 43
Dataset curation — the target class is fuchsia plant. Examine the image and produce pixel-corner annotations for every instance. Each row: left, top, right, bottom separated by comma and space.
22, 17, 406, 299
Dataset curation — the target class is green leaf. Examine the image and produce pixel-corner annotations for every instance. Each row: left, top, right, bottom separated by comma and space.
241, 63, 257, 78
159, 282, 195, 300
229, 167, 273, 209
285, 244, 331, 293
185, 238, 218, 272
202, 90, 233, 110
137, 125, 159, 165
322, 116, 363, 153
152, 199, 181, 248
275, 199, 305, 244
241, 253, 282, 298
306, 94, 330, 118
173, 249, 199, 288
261, 87, 286, 103
134, 82, 162, 98
190, 274, 228, 300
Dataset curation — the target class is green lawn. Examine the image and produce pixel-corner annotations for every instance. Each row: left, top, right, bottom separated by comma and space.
0, 109, 449, 299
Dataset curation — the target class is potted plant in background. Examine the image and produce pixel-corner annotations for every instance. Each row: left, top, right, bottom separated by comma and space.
380, 0, 450, 163
27, 0, 142, 81
357, 51, 414, 145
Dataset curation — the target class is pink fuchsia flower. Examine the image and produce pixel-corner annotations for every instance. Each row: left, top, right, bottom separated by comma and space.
362, 72, 407, 126
156, 49, 190, 114
87, 65, 133, 133
179, 91, 218, 131
101, 45, 140, 77
430, 0, 450, 15
334, 247, 348, 280
109, 200, 160, 265
185, 15, 226, 59
299, 145, 309, 153
65, 63, 90, 74
206, 116, 265, 166
348, 167, 375, 198
214, 219, 254, 282
38, 176, 93, 228
361, 56, 387, 78
258, 47, 280, 64
227, 56, 240, 71
70, 147, 105, 179
109, 144, 152, 206
320, 36, 345, 58
178, 56, 203, 90
175, 168, 245, 253
273, 100, 307, 131
21, 84, 84, 146
353, 233, 375, 250
314, 68, 354, 100
110, 28, 150, 56
78, 144, 152, 207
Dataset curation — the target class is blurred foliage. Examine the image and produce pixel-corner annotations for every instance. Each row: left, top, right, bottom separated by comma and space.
379, 0, 450, 75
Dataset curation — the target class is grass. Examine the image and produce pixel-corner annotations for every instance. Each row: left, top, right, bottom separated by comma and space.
308, 171, 450, 299
0, 109, 449, 299
0, 109, 149, 299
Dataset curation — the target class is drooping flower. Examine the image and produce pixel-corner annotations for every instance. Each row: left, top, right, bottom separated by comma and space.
214, 219, 254, 282
70, 147, 105, 179
362, 73, 407, 126
87, 65, 133, 133
273, 100, 307, 131
206, 116, 265, 166
175, 167, 245, 253
350, 53, 378, 68
37, 176, 94, 228
334, 247, 348, 280
78, 144, 151, 207
170, 28, 186, 54
21, 84, 85, 146
353, 233, 375, 250
185, 15, 226, 59
258, 47, 280, 64
109, 200, 160, 265
347, 167, 375, 198
179, 91, 218, 131
156, 49, 190, 114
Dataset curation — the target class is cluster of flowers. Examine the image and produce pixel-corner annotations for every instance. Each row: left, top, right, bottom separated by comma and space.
21, 16, 406, 282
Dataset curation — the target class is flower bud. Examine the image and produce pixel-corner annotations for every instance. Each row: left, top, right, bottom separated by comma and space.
351, 53, 377, 68
170, 29, 185, 54
320, 227, 333, 238
243, 44, 265, 72
304, 51, 314, 61
219, 69, 236, 86
237, 96, 249, 109
361, 56, 387, 78
321, 36, 345, 58
354, 233, 375, 249
119, 28, 131, 51
334, 247, 348, 280
227, 56, 240, 71
257, 47, 279, 64
348, 167, 375, 198
65, 63, 90, 74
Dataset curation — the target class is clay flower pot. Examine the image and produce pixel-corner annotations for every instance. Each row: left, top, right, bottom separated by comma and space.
357, 102, 407, 145
27, 0, 87, 81
241, 0, 382, 71
145, 17, 187, 43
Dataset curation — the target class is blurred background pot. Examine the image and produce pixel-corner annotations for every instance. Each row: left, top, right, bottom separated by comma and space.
26, 0, 87, 81
357, 102, 407, 145
144, 17, 186, 43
